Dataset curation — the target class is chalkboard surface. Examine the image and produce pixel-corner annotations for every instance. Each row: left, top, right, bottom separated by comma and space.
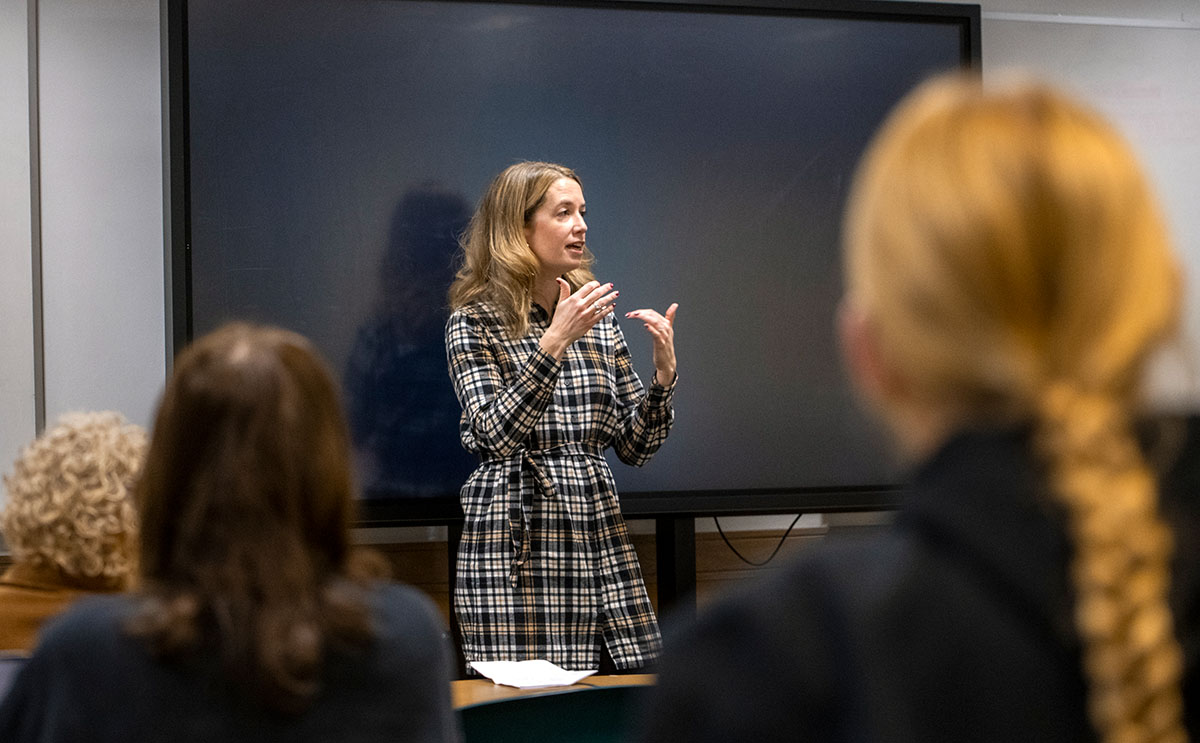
167, 0, 981, 521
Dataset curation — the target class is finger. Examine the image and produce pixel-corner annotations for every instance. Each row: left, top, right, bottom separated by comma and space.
638, 314, 664, 331
597, 289, 619, 309
557, 278, 571, 303
571, 282, 600, 308
665, 303, 678, 327
584, 285, 616, 315
584, 282, 613, 304
627, 310, 668, 329
625, 309, 660, 321
639, 318, 665, 337
587, 303, 615, 326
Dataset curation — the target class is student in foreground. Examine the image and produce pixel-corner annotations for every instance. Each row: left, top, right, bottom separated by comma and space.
639, 74, 1200, 743
0, 323, 459, 742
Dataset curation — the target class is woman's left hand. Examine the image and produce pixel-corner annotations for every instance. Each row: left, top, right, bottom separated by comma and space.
626, 303, 678, 385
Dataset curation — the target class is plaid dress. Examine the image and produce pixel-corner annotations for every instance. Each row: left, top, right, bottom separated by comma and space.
446, 300, 675, 670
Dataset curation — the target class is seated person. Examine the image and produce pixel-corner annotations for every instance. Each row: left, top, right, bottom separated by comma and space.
0, 411, 145, 652
0, 323, 459, 742
639, 74, 1200, 742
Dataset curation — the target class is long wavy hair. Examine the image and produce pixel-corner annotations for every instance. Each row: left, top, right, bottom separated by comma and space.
448, 161, 596, 337
128, 323, 385, 714
844, 74, 1186, 743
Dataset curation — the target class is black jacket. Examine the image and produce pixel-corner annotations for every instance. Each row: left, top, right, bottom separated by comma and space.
639, 420, 1200, 742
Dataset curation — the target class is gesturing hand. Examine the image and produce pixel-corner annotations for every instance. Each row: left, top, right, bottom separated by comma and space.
539, 278, 620, 359
626, 303, 678, 384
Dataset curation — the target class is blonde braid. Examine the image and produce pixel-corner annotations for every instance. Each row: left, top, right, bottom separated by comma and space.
1037, 384, 1186, 743
844, 73, 1188, 740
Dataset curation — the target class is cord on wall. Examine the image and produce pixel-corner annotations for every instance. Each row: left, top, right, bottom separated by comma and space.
713, 513, 804, 568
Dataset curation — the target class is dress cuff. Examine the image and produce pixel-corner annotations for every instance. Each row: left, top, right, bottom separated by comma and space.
647, 371, 677, 406
525, 346, 563, 387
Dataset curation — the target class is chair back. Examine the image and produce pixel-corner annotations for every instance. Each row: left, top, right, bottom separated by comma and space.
457, 684, 645, 743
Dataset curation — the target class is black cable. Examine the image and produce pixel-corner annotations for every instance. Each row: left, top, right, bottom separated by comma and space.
713, 513, 805, 567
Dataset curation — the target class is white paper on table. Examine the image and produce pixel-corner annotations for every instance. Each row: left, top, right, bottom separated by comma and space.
468, 659, 598, 689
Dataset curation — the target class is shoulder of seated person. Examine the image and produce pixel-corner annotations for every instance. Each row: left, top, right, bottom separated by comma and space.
370, 583, 444, 629
29, 594, 136, 657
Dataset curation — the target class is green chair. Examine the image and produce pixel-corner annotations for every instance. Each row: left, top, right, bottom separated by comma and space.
457, 684, 646, 743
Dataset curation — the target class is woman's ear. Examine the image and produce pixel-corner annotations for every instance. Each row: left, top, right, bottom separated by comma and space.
838, 299, 902, 406
839, 299, 953, 461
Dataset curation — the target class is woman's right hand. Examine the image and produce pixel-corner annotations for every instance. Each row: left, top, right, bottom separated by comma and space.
540, 278, 619, 359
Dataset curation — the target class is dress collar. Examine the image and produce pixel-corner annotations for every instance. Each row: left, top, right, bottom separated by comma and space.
530, 302, 551, 324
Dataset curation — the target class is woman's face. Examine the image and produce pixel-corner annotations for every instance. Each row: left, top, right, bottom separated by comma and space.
524, 177, 587, 278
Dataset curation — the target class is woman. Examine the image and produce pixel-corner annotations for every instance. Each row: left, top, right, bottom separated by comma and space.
447, 161, 678, 671
0, 324, 458, 742
639, 76, 1200, 742
0, 412, 145, 652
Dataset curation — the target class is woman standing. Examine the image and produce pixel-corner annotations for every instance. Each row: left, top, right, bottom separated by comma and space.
447, 161, 678, 671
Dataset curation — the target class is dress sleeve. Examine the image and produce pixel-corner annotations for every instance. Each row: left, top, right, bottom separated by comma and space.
611, 318, 676, 466
446, 307, 561, 458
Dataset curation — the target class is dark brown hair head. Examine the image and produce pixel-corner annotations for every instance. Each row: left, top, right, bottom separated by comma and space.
132, 322, 378, 713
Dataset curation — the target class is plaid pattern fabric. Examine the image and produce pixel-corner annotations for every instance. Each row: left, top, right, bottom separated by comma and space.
446, 300, 675, 670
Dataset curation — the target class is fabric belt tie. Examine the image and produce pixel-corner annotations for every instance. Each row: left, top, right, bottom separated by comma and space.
488, 443, 599, 587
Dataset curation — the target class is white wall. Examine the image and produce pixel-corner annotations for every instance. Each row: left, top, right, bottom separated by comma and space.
977, 1, 1200, 405
37, 0, 164, 428
0, 0, 162, 517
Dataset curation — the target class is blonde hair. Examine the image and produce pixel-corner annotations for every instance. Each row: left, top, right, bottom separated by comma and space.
845, 74, 1186, 743
448, 161, 596, 337
2, 411, 147, 585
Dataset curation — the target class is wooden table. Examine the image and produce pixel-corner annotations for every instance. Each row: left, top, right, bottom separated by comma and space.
452, 673, 655, 708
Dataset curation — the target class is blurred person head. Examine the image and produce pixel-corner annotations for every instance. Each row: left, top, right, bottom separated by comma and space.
840, 73, 1184, 743
449, 160, 597, 337
1, 411, 146, 588
130, 322, 385, 714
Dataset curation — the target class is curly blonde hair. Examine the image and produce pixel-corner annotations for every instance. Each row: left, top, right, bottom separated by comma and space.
2, 411, 147, 584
